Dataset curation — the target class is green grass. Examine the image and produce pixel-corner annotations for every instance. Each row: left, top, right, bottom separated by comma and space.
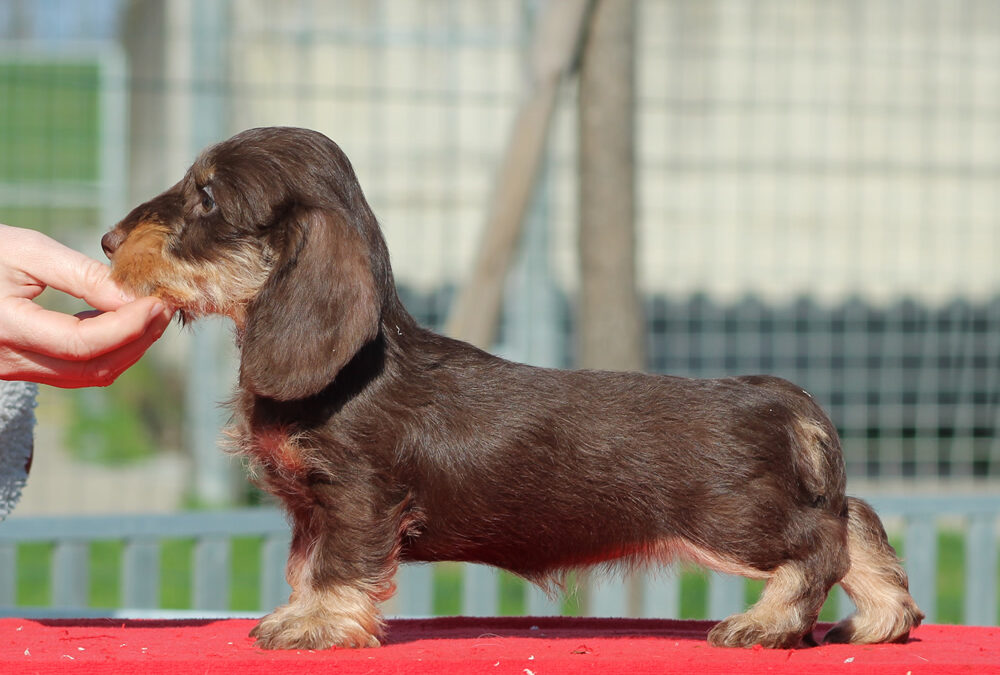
88, 541, 121, 607
16, 543, 52, 606
16, 537, 262, 612
10, 530, 997, 624
936, 531, 965, 624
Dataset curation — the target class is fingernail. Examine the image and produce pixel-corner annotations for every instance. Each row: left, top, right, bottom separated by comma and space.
149, 301, 165, 319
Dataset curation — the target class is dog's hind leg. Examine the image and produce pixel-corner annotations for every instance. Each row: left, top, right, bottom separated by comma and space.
822, 497, 923, 645
707, 563, 837, 648
707, 513, 849, 649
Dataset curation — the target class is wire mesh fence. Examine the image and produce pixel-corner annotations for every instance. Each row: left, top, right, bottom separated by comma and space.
1, 0, 999, 513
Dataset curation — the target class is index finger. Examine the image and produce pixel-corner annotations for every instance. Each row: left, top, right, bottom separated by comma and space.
6, 227, 131, 311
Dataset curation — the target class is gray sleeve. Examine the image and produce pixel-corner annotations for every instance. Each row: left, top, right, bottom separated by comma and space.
0, 380, 38, 520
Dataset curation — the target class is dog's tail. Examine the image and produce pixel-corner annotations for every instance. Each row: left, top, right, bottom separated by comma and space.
823, 497, 924, 644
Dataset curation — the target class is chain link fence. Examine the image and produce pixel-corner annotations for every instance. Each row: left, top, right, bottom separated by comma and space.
1, 0, 999, 513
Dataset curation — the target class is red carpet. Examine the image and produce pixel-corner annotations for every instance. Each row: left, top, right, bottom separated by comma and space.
2, 616, 998, 674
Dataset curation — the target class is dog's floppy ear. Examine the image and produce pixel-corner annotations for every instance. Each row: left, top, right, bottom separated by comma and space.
240, 208, 381, 401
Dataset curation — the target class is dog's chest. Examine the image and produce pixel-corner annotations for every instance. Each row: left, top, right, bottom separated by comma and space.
229, 419, 308, 484
255, 427, 306, 474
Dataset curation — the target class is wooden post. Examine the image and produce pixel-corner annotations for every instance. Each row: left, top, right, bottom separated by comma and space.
578, 0, 643, 373
445, 0, 594, 349
577, 0, 644, 617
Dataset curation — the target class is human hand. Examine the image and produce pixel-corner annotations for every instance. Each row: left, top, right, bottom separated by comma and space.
0, 224, 174, 387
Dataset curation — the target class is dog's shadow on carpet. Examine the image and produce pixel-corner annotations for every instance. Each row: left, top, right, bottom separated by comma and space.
385, 616, 715, 646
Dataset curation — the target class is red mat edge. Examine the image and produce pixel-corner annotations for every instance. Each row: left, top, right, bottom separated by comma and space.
2, 616, 998, 675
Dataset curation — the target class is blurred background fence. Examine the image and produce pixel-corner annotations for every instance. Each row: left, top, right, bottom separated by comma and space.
1, 0, 999, 624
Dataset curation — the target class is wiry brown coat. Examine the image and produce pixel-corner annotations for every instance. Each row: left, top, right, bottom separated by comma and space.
102, 127, 922, 650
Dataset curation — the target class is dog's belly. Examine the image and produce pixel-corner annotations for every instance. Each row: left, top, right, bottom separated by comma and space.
399, 515, 768, 582
395, 461, 742, 577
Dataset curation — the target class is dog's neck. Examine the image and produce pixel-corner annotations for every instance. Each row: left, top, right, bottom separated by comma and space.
239, 294, 417, 426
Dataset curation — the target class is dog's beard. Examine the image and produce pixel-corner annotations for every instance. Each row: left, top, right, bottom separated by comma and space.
112, 240, 273, 330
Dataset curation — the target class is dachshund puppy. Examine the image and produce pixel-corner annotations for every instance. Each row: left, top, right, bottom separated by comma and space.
102, 127, 922, 650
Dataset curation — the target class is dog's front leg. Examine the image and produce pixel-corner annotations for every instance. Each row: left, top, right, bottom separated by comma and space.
251, 504, 394, 650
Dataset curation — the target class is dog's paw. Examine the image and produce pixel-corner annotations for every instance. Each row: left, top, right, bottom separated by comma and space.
250, 605, 380, 650
708, 614, 805, 649
822, 603, 922, 646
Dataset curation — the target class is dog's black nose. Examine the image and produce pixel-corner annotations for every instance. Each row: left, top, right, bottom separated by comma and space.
101, 229, 125, 259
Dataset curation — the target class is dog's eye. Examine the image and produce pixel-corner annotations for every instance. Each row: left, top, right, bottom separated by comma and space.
200, 187, 216, 213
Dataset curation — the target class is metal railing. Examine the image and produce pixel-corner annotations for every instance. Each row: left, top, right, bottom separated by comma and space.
0, 510, 290, 617
1, 495, 997, 626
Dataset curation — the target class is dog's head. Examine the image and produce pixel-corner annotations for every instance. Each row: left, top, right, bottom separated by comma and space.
102, 127, 388, 401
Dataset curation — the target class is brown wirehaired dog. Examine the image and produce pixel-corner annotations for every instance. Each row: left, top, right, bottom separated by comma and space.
102, 127, 922, 650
